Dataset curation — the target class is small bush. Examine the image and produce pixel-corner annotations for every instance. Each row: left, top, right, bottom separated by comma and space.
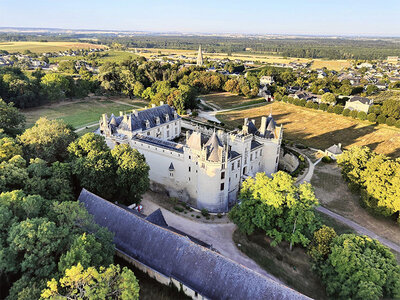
299, 99, 307, 107
206, 216, 210, 220
305, 101, 314, 108
217, 213, 223, 218
191, 214, 194, 217
342, 108, 351, 117
367, 113, 376, 123
191, 111, 198, 117
196, 215, 201, 219
319, 103, 328, 111
201, 208, 209, 217
174, 205, 184, 212
288, 97, 294, 104
322, 156, 333, 163
327, 105, 335, 113
282, 95, 289, 102
312, 102, 319, 109
386, 116, 396, 126
334, 105, 344, 115
376, 114, 387, 124
350, 110, 358, 119
357, 111, 367, 120
395, 119, 400, 128
169, 197, 178, 204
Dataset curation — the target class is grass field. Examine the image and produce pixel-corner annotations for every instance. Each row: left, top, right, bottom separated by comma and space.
217, 101, 400, 157
0, 41, 106, 53
233, 230, 327, 299
310, 59, 351, 71
200, 92, 264, 109
22, 97, 139, 129
311, 162, 400, 249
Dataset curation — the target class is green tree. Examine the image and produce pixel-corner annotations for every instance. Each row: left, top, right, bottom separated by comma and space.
41, 263, 139, 300
58, 60, 77, 74
0, 155, 28, 193
230, 172, 319, 249
111, 144, 149, 205
381, 99, 400, 119
308, 225, 337, 262
41, 73, 70, 101
357, 111, 367, 120
0, 137, 23, 162
376, 114, 386, 124
365, 84, 378, 96
367, 113, 376, 122
0, 99, 25, 135
320, 234, 400, 299
321, 92, 336, 104
19, 117, 77, 163
68, 133, 116, 199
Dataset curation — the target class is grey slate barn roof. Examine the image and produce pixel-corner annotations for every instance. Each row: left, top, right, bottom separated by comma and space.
78, 189, 309, 300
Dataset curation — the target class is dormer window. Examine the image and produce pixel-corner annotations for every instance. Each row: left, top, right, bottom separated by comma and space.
145, 120, 150, 129
155, 116, 160, 125
165, 114, 169, 122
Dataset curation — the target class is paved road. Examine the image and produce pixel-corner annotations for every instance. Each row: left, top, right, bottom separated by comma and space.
292, 148, 400, 254
141, 196, 282, 284
316, 206, 400, 253
198, 102, 266, 123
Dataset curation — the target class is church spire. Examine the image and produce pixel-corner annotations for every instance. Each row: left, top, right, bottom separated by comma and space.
197, 45, 203, 66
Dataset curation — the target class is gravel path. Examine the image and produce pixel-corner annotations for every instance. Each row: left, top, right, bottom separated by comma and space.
141, 196, 282, 283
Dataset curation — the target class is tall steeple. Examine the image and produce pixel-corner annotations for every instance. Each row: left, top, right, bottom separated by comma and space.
197, 45, 203, 66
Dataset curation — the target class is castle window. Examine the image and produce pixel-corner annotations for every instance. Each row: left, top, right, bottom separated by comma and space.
231, 163, 234, 171
145, 120, 150, 129
169, 172, 174, 177
260, 149, 263, 156
255, 152, 258, 158
167, 125, 169, 129
250, 154, 253, 161
189, 177, 191, 181
220, 183, 224, 191
167, 131, 170, 138
221, 172, 225, 179
165, 114, 169, 122
189, 166, 191, 172
175, 127, 177, 134
147, 132, 150, 136
189, 155, 191, 159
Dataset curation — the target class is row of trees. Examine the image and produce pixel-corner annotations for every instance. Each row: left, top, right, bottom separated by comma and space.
0, 101, 149, 298
337, 146, 400, 222
278, 95, 400, 129
229, 171, 400, 299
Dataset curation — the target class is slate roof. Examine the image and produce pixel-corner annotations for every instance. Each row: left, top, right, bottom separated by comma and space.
78, 189, 309, 300
326, 144, 343, 155
186, 131, 203, 150
132, 134, 184, 153
145, 209, 168, 227
107, 104, 179, 132
348, 96, 372, 105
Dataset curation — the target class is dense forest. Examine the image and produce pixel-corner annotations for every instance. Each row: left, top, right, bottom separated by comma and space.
2, 32, 400, 60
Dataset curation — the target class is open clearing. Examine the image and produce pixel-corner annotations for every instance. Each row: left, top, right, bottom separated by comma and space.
22, 96, 144, 129
217, 101, 400, 157
311, 162, 400, 250
200, 92, 264, 109
0, 41, 106, 53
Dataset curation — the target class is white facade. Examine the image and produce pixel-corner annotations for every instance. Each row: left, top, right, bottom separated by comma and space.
99, 104, 282, 212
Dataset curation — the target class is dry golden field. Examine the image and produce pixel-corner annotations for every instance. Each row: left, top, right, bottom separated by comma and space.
217, 101, 400, 157
201, 92, 264, 109
0, 41, 107, 53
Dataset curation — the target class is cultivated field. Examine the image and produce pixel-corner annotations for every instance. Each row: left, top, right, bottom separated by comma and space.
22, 96, 144, 129
133, 47, 350, 70
217, 101, 400, 157
0, 41, 107, 53
200, 92, 264, 109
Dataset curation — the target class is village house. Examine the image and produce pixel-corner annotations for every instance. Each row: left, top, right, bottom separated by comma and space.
344, 96, 373, 113
99, 103, 282, 213
78, 189, 308, 300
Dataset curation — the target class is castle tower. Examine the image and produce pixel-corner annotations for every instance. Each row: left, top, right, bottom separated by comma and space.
197, 45, 203, 66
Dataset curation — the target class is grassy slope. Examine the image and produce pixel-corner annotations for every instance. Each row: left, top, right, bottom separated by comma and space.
217, 101, 400, 157
22, 98, 135, 129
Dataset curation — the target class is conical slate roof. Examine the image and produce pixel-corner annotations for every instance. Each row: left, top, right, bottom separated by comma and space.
206, 132, 223, 162
168, 162, 175, 171
187, 132, 202, 150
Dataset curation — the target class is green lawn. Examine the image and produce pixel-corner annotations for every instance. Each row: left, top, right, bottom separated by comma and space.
23, 99, 135, 129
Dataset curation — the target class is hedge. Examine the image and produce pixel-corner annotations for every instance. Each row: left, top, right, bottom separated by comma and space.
357, 111, 367, 120
327, 106, 335, 113
396, 119, 400, 128
386, 117, 396, 126
350, 110, 358, 119
334, 105, 344, 115
342, 108, 351, 117
319, 103, 328, 111
305, 101, 314, 108
376, 114, 387, 124
367, 113, 376, 123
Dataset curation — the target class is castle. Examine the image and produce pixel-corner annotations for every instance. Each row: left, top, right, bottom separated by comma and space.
99, 103, 282, 213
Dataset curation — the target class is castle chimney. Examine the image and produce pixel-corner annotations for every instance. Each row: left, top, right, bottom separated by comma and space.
251, 119, 256, 125
152, 104, 156, 108
338, 143, 342, 149
243, 118, 248, 126
160, 101, 164, 106
102, 113, 108, 126
119, 111, 124, 116
260, 116, 267, 136
132, 110, 138, 117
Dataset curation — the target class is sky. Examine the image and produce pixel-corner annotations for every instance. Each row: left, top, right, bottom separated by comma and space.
0, 0, 399, 37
